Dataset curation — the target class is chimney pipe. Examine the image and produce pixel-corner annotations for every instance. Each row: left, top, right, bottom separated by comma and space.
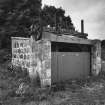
81, 20, 84, 33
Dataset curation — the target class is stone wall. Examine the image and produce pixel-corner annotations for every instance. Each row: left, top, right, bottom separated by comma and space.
91, 40, 101, 75
12, 37, 32, 69
30, 36, 51, 87
12, 37, 102, 87
12, 37, 51, 87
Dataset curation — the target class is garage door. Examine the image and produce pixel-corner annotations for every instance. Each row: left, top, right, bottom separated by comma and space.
51, 42, 91, 83
58, 52, 90, 81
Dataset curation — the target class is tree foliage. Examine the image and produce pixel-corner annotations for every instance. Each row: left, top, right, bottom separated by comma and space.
0, 1, 75, 48
41, 5, 75, 31
0, 0, 42, 48
101, 40, 105, 60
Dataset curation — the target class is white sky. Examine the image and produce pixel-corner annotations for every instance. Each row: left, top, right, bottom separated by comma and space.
42, 0, 105, 40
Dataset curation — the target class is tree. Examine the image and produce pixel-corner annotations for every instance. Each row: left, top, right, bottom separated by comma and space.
41, 5, 75, 31
101, 40, 105, 60
0, 0, 42, 48
0, 1, 76, 48
41, 5, 57, 27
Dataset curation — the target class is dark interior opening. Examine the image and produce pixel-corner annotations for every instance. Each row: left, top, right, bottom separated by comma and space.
51, 42, 91, 52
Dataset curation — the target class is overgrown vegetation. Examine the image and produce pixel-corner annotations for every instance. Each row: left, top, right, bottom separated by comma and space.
0, 0, 75, 49
0, 49, 105, 105
101, 40, 105, 61
1, 59, 105, 105
0, 0, 41, 48
41, 5, 75, 31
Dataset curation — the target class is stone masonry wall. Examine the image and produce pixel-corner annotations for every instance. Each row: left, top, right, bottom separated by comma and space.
12, 37, 32, 69
12, 37, 51, 87
91, 40, 101, 75
12, 37, 101, 87
30, 36, 51, 87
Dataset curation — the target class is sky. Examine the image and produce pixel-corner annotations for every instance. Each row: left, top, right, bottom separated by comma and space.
42, 0, 105, 40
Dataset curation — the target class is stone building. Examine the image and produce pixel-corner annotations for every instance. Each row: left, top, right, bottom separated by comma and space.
12, 31, 101, 87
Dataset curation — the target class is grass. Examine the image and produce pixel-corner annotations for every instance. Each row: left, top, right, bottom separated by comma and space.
1, 49, 105, 105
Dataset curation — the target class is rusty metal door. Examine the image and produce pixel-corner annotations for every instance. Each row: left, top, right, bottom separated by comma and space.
51, 42, 91, 83
58, 52, 90, 82
51, 52, 90, 83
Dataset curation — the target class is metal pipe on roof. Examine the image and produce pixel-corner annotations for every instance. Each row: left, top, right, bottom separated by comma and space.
81, 20, 84, 33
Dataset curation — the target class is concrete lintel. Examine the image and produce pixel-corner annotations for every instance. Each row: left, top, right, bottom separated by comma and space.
42, 32, 92, 45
